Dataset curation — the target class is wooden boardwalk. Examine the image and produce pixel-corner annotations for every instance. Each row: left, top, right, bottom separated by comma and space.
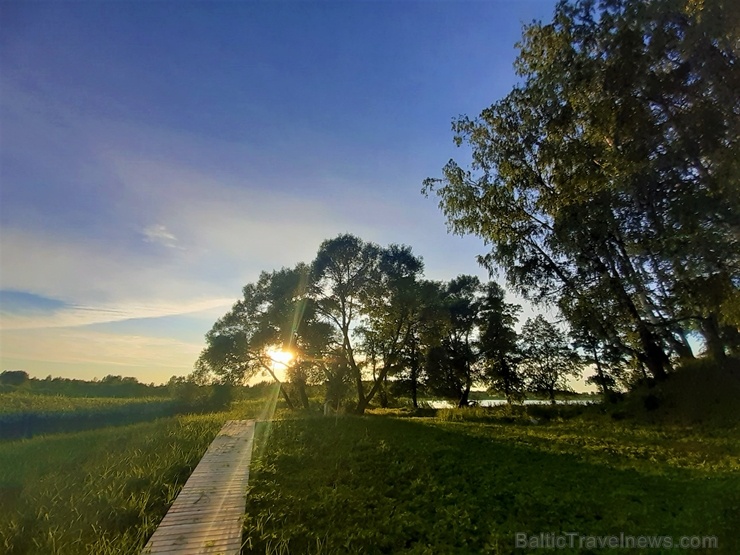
142, 419, 256, 555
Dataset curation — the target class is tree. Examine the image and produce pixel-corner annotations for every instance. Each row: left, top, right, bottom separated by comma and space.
359, 244, 426, 409
0, 370, 29, 386
423, 0, 740, 378
394, 279, 447, 408
423, 275, 483, 407
196, 264, 330, 409
310, 234, 382, 413
478, 282, 523, 403
568, 306, 628, 400
311, 235, 428, 414
519, 316, 581, 403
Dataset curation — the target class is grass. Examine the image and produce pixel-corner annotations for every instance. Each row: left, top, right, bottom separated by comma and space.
0, 395, 277, 555
242, 410, 739, 554
0, 393, 170, 414
1, 376, 737, 554
0, 392, 181, 440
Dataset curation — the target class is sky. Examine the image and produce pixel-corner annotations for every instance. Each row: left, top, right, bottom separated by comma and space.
0, 0, 568, 386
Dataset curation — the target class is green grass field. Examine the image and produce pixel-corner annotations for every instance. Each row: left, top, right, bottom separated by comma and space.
242, 410, 739, 554
0, 393, 170, 414
0, 392, 180, 440
1, 384, 738, 554
0, 394, 278, 555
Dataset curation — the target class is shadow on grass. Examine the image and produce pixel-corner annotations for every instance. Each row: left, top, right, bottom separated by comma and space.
243, 414, 738, 555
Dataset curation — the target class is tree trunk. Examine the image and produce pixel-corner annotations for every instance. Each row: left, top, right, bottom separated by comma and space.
503, 377, 512, 404
356, 355, 398, 414
296, 380, 310, 409
278, 383, 295, 410
591, 346, 612, 401
410, 364, 419, 409
636, 338, 669, 380
458, 377, 472, 408
379, 378, 389, 408
410, 346, 419, 409
342, 325, 367, 412
673, 328, 695, 359
595, 256, 672, 379
701, 314, 727, 360
259, 359, 295, 409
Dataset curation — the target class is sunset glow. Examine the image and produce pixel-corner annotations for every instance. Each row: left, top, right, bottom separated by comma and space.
266, 348, 293, 367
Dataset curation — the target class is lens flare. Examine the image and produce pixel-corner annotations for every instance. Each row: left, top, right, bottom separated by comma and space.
266, 348, 293, 366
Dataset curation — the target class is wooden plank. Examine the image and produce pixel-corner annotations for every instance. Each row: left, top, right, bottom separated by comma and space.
142, 419, 255, 555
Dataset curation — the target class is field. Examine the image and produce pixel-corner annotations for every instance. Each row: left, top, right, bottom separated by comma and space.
1, 386, 738, 554
0, 393, 178, 440
0, 391, 279, 555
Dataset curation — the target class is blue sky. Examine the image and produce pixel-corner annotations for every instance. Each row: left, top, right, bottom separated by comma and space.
0, 0, 563, 385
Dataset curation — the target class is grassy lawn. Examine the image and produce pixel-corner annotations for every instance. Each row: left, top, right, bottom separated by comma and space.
243, 411, 740, 554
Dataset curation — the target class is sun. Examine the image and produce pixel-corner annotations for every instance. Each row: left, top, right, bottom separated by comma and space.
266, 347, 293, 366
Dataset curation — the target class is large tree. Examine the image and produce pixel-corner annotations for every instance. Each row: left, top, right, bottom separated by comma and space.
423, 0, 740, 378
195, 264, 330, 409
393, 279, 448, 408
358, 244, 426, 409
310, 234, 381, 413
311, 234, 428, 414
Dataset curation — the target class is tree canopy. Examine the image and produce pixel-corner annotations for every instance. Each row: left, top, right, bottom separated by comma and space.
424, 0, 739, 381
195, 234, 530, 412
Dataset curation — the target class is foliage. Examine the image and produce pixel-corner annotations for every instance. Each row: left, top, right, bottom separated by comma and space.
606, 355, 740, 427
422, 277, 523, 407
197, 235, 560, 412
199, 235, 524, 414
478, 281, 523, 402
519, 315, 581, 403
195, 264, 334, 408
423, 276, 481, 406
357, 244, 426, 410
0, 371, 28, 387
0, 374, 169, 398
312, 235, 431, 413
423, 0, 740, 380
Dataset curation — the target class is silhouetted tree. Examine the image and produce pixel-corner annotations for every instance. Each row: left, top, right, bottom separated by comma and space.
478, 282, 522, 403
0, 370, 29, 386
423, 276, 483, 407
520, 316, 581, 403
196, 264, 330, 409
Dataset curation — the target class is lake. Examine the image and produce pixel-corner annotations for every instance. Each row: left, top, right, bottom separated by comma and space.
427, 399, 596, 409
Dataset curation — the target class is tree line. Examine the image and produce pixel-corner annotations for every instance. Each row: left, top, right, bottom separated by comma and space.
0, 371, 170, 398
195, 234, 590, 413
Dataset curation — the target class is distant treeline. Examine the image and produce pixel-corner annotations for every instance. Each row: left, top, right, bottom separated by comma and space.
0, 371, 170, 398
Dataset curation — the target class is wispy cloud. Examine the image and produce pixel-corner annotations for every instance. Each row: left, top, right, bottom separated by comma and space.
0, 297, 233, 331
142, 224, 180, 249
